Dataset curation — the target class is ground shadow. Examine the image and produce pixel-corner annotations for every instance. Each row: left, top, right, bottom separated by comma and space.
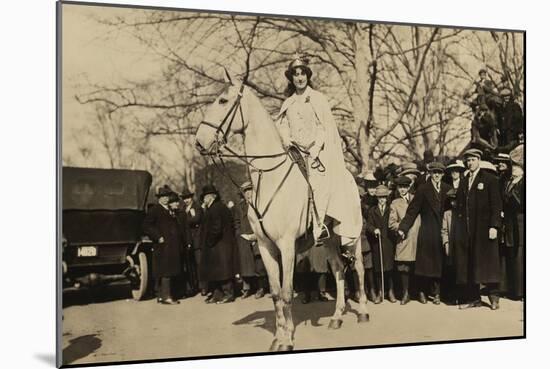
62, 334, 102, 365
232, 299, 358, 336
34, 353, 56, 366
62, 283, 151, 308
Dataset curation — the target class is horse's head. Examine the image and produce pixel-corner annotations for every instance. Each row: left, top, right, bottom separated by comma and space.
195, 69, 248, 156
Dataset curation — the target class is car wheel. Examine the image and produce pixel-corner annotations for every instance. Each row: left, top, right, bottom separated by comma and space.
131, 252, 148, 301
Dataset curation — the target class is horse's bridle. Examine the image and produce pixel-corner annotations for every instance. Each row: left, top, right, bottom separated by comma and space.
197, 84, 246, 151
196, 83, 295, 243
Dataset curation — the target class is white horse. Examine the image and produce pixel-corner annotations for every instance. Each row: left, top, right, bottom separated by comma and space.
195, 71, 370, 351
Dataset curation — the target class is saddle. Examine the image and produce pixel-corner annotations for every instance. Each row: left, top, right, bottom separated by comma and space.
287, 146, 355, 266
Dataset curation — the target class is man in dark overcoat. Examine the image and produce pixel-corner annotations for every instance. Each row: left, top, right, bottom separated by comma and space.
142, 185, 186, 305
234, 181, 267, 299
199, 184, 239, 304
365, 185, 396, 303
398, 162, 451, 305
500, 155, 524, 300
498, 89, 524, 148
455, 148, 503, 310
179, 188, 204, 295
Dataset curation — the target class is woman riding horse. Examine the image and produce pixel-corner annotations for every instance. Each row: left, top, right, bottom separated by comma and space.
277, 55, 363, 249
195, 63, 369, 351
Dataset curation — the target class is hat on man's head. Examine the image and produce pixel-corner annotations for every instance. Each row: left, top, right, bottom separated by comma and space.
359, 171, 378, 188
479, 68, 487, 75
394, 176, 412, 187
240, 181, 253, 192
200, 184, 219, 198
156, 185, 176, 198
180, 187, 194, 199
427, 161, 445, 172
463, 148, 483, 160
374, 185, 391, 197
285, 54, 313, 81
399, 162, 421, 177
168, 193, 180, 204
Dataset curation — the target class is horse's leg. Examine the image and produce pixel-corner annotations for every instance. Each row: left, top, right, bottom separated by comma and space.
257, 239, 284, 352
326, 237, 346, 330
353, 237, 370, 323
278, 238, 296, 351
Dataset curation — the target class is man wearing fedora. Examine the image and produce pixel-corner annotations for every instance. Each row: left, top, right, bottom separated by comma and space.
276, 54, 362, 250
198, 184, 239, 304
398, 162, 451, 305
455, 148, 503, 310
142, 185, 186, 305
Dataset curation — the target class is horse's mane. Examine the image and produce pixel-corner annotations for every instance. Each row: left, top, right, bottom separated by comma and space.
243, 85, 285, 147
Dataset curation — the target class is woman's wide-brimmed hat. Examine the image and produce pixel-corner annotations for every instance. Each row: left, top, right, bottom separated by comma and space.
284, 55, 313, 81
480, 160, 497, 174
446, 160, 466, 172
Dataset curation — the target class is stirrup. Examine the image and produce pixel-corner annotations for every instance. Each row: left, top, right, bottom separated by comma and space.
314, 223, 330, 246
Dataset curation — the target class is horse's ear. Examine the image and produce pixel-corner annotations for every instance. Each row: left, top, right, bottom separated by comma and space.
223, 67, 234, 85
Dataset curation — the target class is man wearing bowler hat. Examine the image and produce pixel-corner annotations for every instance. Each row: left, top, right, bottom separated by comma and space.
198, 184, 239, 304
398, 162, 451, 305
180, 188, 207, 296
142, 185, 185, 305
455, 148, 503, 310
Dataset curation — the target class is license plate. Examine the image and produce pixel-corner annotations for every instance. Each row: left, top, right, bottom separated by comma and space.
77, 246, 98, 257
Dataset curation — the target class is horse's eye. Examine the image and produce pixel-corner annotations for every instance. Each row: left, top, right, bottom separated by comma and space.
219, 98, 228, 104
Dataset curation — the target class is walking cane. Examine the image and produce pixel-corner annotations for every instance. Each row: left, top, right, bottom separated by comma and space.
377, 233, 385, 302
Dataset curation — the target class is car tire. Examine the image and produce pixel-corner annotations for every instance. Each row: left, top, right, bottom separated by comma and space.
131, 252, 148, 301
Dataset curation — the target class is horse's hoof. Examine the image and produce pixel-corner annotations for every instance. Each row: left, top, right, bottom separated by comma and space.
277, 344, 294, 351
269, 339, 279, 352
357, 313, 370, 323
328, 319, 343, 329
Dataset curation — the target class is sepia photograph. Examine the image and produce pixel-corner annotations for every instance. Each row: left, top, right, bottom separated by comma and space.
58, 0, 525, 366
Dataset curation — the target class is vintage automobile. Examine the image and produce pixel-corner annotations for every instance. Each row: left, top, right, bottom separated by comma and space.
62, 166, 153, 300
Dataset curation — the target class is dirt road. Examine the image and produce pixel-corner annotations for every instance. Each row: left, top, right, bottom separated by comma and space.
62, 286, 524, 366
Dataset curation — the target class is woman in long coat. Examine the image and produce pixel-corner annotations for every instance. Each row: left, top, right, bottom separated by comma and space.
142, 186, 186, 304
398, 163, 451, 304
199, 185, 239, 304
